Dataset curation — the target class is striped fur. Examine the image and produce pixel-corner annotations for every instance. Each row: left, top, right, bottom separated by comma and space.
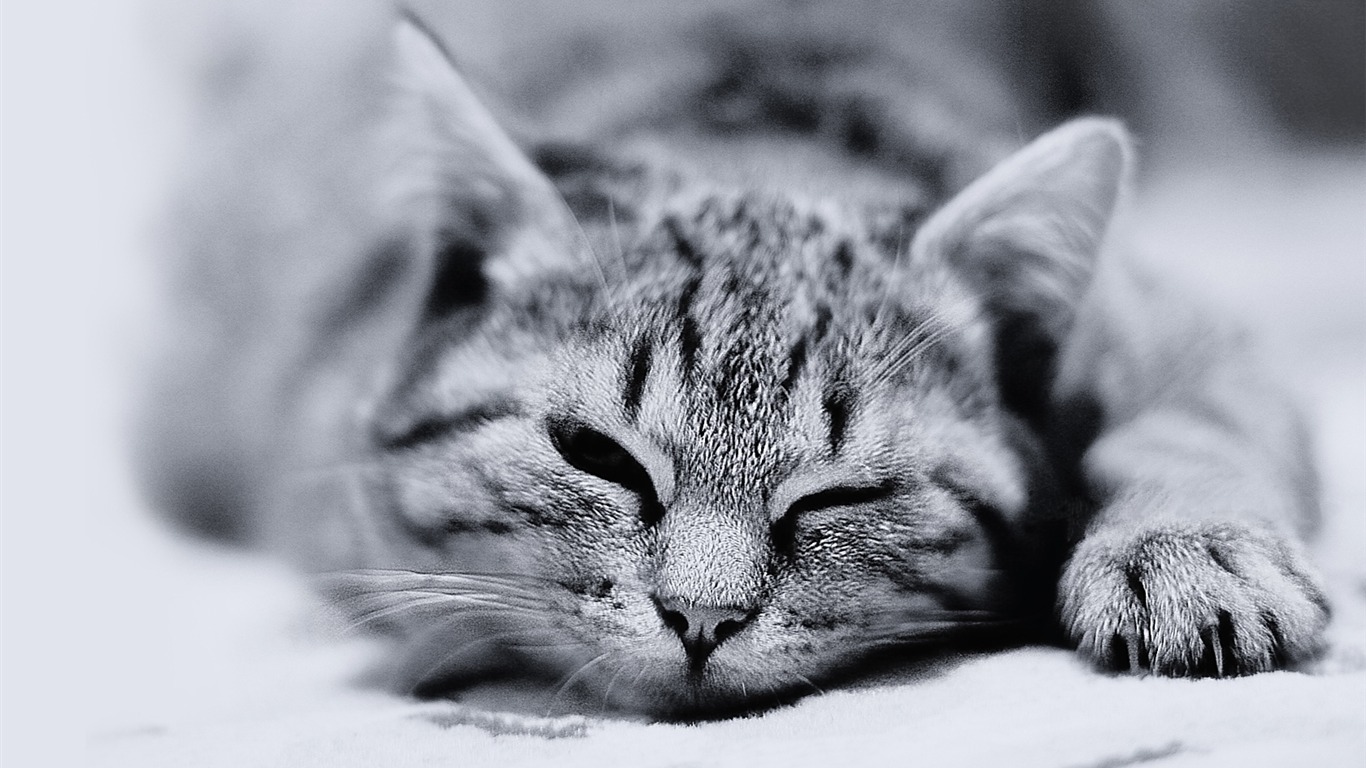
150, 10, 1329, 719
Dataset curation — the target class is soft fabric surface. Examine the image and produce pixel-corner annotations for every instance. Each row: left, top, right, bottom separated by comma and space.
80, 153, 1366, 767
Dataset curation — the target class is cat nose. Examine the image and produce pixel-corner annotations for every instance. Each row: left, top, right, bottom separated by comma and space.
653, 595, 754, 668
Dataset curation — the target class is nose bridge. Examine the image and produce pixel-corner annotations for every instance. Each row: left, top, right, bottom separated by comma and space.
656, 503, 766, 609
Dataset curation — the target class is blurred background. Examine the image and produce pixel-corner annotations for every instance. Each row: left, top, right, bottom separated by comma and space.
3, 1, 1363, 765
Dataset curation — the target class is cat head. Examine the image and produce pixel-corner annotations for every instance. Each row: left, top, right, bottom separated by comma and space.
325, 18, 1131, 718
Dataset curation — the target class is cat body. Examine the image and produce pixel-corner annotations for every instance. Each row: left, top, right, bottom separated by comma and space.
143, 5, 1328, 718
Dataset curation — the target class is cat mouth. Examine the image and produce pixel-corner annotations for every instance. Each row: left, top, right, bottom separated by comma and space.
396, 628, 813, 720
322, 569, 1019, 719
399, 624, 1011, 722
318, 569, 788, 717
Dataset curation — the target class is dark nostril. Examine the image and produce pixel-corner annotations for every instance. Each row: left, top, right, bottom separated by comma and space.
652, 595, 754, 667
713, 617, 745, 644
657, 605, 690, 638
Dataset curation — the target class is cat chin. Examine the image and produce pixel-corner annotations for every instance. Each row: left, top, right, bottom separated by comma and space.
588, 632, 855, 718
563, 663, 814, 721
392, 629, 819, 719
530, 650, 808, 718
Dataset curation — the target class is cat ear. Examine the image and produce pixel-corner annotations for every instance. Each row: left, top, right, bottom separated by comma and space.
910, 117, 1133, 417
383, 14, 576, 315
912, 117, 1132, 337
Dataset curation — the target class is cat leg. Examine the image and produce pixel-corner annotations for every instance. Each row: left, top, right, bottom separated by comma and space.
1060, 443, 1330, 675
1055, 291, 1330, 676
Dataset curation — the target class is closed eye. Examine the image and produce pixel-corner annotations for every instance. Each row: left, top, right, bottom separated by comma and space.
784, 480, 898, 519
547, 418, 657, 503
772, 479, 897, 554
379, 399, 520, 450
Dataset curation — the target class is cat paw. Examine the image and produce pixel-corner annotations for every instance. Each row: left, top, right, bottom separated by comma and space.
1058, 521, 1329, 676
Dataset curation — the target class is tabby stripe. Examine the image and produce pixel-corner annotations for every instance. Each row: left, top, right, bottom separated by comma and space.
675, 276, 703, 379
811, 304, 833, 344
623, 335, 653, 419
780, 337, 808, 403
822, 385, 854, 455
659, 216, 706, 379
832, 240, 855, 278
663, 216, 703, 268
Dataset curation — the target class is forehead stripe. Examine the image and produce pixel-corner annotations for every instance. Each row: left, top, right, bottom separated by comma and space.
675, 276, 703, 380
823, 384, 854, 456
623, 335, 653, 419
663, 216, 704, 268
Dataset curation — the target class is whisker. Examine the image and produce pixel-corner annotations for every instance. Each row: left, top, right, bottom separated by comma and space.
543, 651, 615, 718
627, 662, 651, 696
343, 593, 473, 631
869, 298, 978, 390
896, 322, 957, 364
327, 583, 549, 612
784, 670, 824, 696
870, 312, 939, 381
763, 679, 782, 709
598, 659, 634, 716
879, 315, 953, 375
340, 594, 547, 632
556, 198, 620, 322
871, 223, 908, 331
412, 588, 546, 610
325, 569, 558, 591
406, 625, 566, 694
422, 574, 560, 598
318, 571, 557, 607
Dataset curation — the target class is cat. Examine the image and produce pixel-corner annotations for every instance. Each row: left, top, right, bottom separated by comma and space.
141, 8, 1330, 720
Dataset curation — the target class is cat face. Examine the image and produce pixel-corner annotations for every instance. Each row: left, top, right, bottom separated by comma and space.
322, 19, 1130, 718
366, 189, 1044, 713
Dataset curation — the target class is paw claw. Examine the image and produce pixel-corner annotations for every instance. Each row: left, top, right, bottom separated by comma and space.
1059, 522, 1328, 678
1199, 624, 1225, 678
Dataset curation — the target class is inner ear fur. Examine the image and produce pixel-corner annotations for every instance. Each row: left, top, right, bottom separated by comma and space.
382, 13, 578, 319
910, 117, 1133, 420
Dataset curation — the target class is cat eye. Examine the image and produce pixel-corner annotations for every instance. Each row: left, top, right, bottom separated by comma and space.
377, 399, 521, 450
773, 480, 897, 552
784, 481, 897, 519
548, 419, 657, 499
